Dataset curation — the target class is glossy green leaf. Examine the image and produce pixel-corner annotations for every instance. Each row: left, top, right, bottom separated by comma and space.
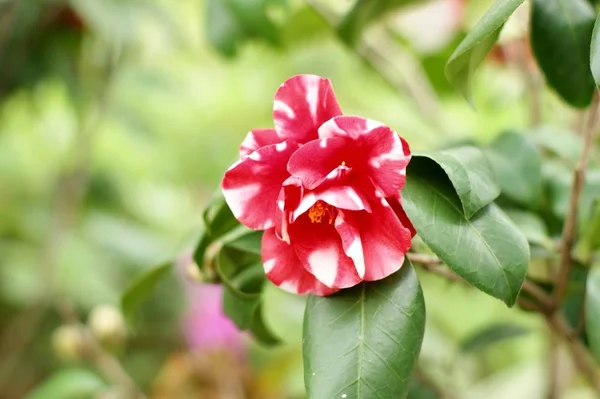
403, 157, 529, 307
218, 246, 280, 346
459, 323, 530, 353
445, 0, 525, 104
530, 0, 596, 108
415, 147, 500, 218
193, 192, 240, 267
121, 261, 172, 326
586, 267, 600, 361
303, 260, 425, 399
485, 131, 543, 209
25, 368, 106, 399
591, 14, 600, 86
503, 209, 554, 250
337, 0, 419, 46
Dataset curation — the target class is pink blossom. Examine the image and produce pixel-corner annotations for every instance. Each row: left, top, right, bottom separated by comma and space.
222, 75, 415, 296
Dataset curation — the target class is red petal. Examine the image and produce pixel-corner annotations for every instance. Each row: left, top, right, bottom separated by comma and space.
262, 228, 338, 296
239, 128, 281, 157
222, 141, 299, 230
287, 136, 349, 189
290, 211, 361, 289
318, 116, 411, 197
354, 182, 413, 281
334, 210, 365, 278
273, 75, 342, 144
387, 195, 417, 237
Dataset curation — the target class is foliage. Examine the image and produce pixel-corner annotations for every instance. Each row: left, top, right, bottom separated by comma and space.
3, 0, 600, 398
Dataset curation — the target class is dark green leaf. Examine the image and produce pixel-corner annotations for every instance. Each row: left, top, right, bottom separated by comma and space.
530, 0, 596, 108
407, 378, 440, 399
485, 131, 543, 209
591, 14, 600, 86
547, 165, 600, 225
303, 260, 425, 399
560, 261, 589, 330
503, 209, 554, 250
121, 261, 172, 326
218, 247, 280, 345
193, 192, 240, 268
25, 368, 106, 399
403, 157, 529, 307
445, 0, 526, 104
459, 323, 530, 353
585, 267, 600, 361
337, 0, 419, 46
575, 199, 600, 262
414, 147, 500, 218
224, 230, 262, 255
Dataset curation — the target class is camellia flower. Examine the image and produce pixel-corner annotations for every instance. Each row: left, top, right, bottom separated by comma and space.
222, 75, 415, 296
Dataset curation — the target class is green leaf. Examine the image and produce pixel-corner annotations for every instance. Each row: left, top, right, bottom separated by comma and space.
591, 14, 600, 86
485, 131, 543, 209
530, 0, 596, 108
530, 126, 583, 166
407, 378, 440, 399
445, 0, 526, 104
303, 260, 425, 399
586, 267, 600, 362
337, 0, 419, 46
25, 368, 106, 399
121, 261, 172, 326
217, 246, 280, 346
415, 147, 500, 218
560, 261, 589, 330
503, 209, 554, 250
193, 192, 240, 268
547, 166, 600, 225
459, 323, 530, 353
205, 0, 282, 57
403, 157, 529, 307
575, 199, 600, 262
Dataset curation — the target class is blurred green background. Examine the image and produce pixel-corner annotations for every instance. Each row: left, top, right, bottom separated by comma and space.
0, 0, 594, 398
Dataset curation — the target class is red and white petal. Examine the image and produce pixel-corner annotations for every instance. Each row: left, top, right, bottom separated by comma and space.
239, 128, 281, 157
354, 184, 413, 281
290, 213, 361, 289
222, 141, 298, 230
334, 210, 365, 279
275, 177, 304, 243
273, 75, 342, 144
386, 195, 417, 237
318, 116, 411, 197
287, 137, 349, 189
262, 228, 338, 296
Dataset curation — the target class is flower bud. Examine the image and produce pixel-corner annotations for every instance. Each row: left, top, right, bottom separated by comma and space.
87, 305, 126, 348
52, 324, 86, 361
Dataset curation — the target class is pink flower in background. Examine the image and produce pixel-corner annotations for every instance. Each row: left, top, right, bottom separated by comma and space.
222, 75, 415, 297
178, 257, 245, 358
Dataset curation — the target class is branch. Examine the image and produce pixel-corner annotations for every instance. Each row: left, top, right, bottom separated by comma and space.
554, 92, 600, 303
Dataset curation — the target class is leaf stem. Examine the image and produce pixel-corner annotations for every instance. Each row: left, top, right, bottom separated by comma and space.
554, 91, 600, 304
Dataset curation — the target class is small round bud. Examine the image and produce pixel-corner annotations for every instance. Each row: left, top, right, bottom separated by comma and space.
52, 324, 86, 361
88, 305, 126, 348
184, 262, 203, 283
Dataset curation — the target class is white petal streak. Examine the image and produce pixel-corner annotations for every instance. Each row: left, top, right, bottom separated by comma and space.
303, 75, 319, 122
307, 246, 339, 287
347, 238, 365, 278
223, 183, 260, 220
263, 259, 276, 273
273, 100, 295, 119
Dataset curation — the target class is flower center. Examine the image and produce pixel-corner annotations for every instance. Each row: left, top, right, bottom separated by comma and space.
308, 201, 334, 224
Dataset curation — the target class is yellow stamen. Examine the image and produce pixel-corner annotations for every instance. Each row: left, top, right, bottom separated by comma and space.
341, 161, 346, 166
308, 201, 334, 224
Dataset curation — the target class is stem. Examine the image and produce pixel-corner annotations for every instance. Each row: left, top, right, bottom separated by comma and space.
554, 92, 600, 303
